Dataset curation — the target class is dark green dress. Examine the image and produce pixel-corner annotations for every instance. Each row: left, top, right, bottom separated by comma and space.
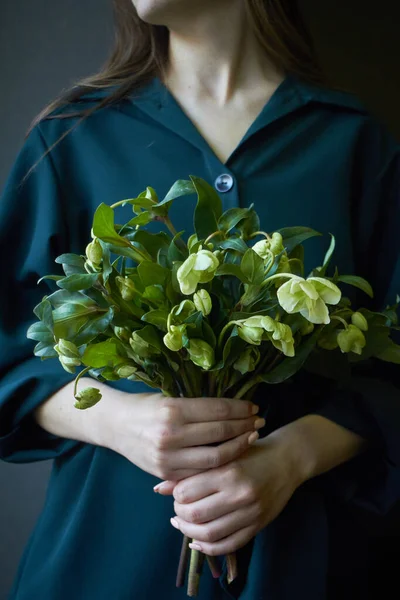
1, 74, 399, 599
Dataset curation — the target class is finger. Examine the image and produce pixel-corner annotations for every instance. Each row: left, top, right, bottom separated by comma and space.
168, 430, 259, 471
189, 524, 256, 556
171, 508, 258, 551
174, 490, 248, 523
176, 416, 265, 447
173, 470, 221, 504
178, 397, 259, 423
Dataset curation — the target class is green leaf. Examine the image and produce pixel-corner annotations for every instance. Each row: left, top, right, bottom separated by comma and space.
125, 212, 152, 228
138, 261, 169, 287
218, 207, 251, 233
106, 242, 150, 263
99, 240, 112, 284
55, 253, 86, 275
53, 303, 101, 339
93, 203, 132, 247
241, 249, 265, 285
376, 340, 400, 364
168, 231, 188, 264
141, 309, 169, 331
219, 238, 249, 254
157, 179, 196, 207
82, 340, 123, 368
321, 234, 336, 274
34, 341, 58, 359
336, 275, 374, 298
33, 298, 54, 332
215, 263, 249, 284
47, 289, 97, 309
57, 273, 100, 292
142, 285, 165, 305
222, 329, 246, 367
27, 321, 54, 343
135, 325, 163, 351
73, 307, 115, 346
260, 329, 320, 384
277, 227, 322, 253
37, 275, 64, 284
191, 175, 223, 239
131, 230, 169, 260
236, 208, 260, 240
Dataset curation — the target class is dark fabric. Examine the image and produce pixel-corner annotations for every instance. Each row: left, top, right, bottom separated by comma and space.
1, 74, 399, 599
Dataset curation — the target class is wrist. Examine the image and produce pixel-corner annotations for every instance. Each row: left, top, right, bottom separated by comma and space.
266, 418, 318, 487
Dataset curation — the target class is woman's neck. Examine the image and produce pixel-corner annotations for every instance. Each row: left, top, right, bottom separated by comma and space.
164, 0, 284, 107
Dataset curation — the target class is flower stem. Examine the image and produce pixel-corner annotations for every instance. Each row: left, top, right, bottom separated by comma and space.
226, 553, 238, 584
204, 230, 225, 245
187, 548, 201, 597
218, 321, 236, 349
163, 216, 187, 252
206, 556, 222, 579
73, 366, 92, 398
234, 376, 260, 400
176, 535, 191, 588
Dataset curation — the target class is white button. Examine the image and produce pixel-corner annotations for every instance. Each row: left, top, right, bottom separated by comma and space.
215, 174, 234, 193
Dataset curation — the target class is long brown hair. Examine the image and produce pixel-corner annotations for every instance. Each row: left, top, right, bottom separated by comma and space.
27, 0, 323, 155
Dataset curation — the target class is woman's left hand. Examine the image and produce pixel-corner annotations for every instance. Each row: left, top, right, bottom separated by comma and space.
154, 430, 306, 556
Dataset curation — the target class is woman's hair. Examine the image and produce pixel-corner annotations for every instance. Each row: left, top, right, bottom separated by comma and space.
28, 0, 323, 137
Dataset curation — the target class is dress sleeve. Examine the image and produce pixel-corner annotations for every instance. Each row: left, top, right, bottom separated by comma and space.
311, 119, 400, 516
0, 125, 82, 463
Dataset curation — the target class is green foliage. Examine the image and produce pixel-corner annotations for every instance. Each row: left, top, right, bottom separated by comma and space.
27, 176, 399, 407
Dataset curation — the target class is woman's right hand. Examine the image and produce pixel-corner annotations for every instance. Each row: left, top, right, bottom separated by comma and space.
106, 392, 265, 481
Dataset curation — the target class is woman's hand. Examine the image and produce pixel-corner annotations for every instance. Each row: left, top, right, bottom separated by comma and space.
106, 391, 264, 481
154, 430, 305, 556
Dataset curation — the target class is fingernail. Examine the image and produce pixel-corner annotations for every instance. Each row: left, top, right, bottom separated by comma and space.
248, 431, 259, 445
189, 543, 203, 551
254, 417, 266, 430
170, 517, 180, 530
251, 404, 260, 415
153, 482, 167, 493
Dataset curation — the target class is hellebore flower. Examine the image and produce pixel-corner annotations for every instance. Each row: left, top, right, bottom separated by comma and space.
193, 289, 212, 316
187, 339, 215, 370
233, 347, 260, 374
351, 311, 368, 331
163, 325, 186, 352
277, 276, 341, 324
74, 387, 102, 409
177, 250, 219, 295
85, 238, 103, 266
337, 324, 366, 355
116, 276, 136, 301
252, 232, 284, 260
55, 339, 81, 374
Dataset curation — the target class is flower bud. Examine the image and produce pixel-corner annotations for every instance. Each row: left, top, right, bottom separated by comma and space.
114, 326, 131, 342
299, 319, 314, 336
351, 312, 368, 332
116, 364, 138, 378
238, 324, 264, 345
233, 347, 260, 375
187, 339, 215, 370
337, 324, 366, 355
116, 276, 136, 301
163, 326, 184, 351
74, 387, 102, 410
269, 232, 284, 255
55, 339, 80, 359
85, 238, 103, 266
58, 355, 81, 374
193, 289, 212, 316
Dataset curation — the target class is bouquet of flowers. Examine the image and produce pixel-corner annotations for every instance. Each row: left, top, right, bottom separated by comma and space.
27, 176, 400, 596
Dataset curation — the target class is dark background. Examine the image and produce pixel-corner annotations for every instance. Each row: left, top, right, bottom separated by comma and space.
0, 1, 399, 598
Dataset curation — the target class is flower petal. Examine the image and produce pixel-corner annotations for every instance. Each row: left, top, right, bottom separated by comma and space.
308, 277, 341, 305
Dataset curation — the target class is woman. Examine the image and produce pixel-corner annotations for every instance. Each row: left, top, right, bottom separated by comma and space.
1, 0, 399, 598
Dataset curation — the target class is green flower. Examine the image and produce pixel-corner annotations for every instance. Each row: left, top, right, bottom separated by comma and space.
187, 339, 215, 370
277, 276, 341, 324
55, 339, 81, 374
193, 289, 212, 316
351, 312, 368, 331
252, 232, 284, 260
114, 326, 132, 342
177, 250, 219, 295
85, 238, 103, 266
236, 315, 295, 356
337, 324, 366, 355
233, 347, 260, 374
116, 276, 137, 301
163, 325, 185, 351
74, 387, 102, 410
